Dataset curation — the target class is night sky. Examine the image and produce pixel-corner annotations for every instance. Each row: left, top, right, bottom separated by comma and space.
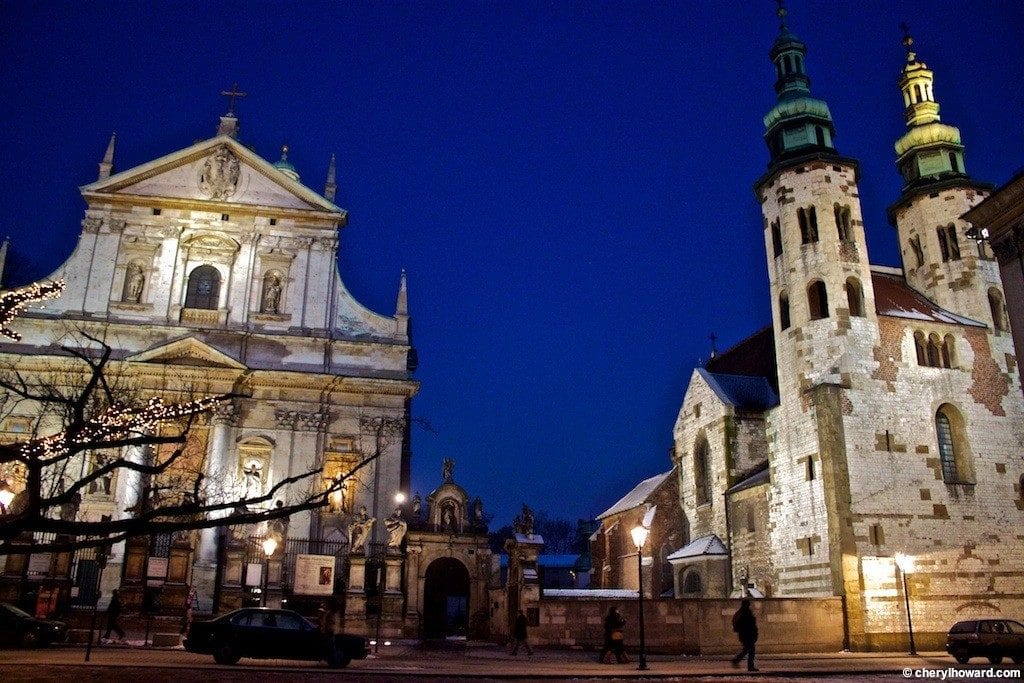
1, 1, 1022, 529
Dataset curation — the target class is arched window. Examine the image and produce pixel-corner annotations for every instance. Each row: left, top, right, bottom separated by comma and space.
914, 331, 927, 366
909, 236, 925, 268
807, 280, 829, 320
784, 54, 793, 74
798, 206, 818, 244
779, 292, 791, 331
771, 219, 783, 258
694, 438, 712, 507
185, 265, 221, 310
682, 569, 703, 595
935, 404, 973, 484
815, 126, 826, 147
942, 334, 956, 368
927, 333, 942, 367
1019, 474, 1024, 504
913, 84, 923, 103
834, 204, 852, 242
846, 277, 864, 317
945, 224, 961, 260
936, 226, 951, 262
989, 288, 1007, 331
949, 152, 960, 173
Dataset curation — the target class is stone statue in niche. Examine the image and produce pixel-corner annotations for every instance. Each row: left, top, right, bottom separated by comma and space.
241, 460, 263, 499
442, 457, 454, 483
440, 500, 458, 532
198, 146, 241, 200
410, 492, 422, 518
349, 505, 375, 551
384, 507, 408, 547
124, 263, 145, 303
261, 274, 282, 314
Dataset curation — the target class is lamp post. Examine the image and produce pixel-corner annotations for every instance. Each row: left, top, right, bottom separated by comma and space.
630, 524, 649, 671
894, 552, 916, 656
261, 537, 278, 607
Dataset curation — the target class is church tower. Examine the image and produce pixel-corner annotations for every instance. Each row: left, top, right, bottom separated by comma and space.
753, 4, 879, 597
887, 29, 1003, 327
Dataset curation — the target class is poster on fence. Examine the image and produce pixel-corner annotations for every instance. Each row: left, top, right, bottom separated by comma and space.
293, 554, 336, 596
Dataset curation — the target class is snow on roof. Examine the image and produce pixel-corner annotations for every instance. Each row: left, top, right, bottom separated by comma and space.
698, 369, 779, 411
544, 589, 638, 599
596, 469, 674, 520
726, 463, 770, 494
871, 268, 987, 327
667, 534, 729, 561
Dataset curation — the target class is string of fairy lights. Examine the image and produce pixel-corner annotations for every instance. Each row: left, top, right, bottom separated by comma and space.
0, 280, 224, 459
0, 280, 66, 341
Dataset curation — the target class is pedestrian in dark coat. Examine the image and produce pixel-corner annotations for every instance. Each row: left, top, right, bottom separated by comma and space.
510, 609, 533, 655
598, 606, 629, 664
731, 599, 759, 671
103, 588, 126, 642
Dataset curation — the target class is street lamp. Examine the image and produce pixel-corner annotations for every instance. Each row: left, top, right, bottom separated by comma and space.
262, 537, 278, 607
629, 524, 650, 671
894, 552, 916, 656
394, 492, 406, 506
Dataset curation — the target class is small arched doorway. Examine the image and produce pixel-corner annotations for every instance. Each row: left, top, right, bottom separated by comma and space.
423, 557, 470, 639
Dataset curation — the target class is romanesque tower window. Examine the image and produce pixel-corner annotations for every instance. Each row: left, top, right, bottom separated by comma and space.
834, 204, 852, 242
988, 288, 1007, 331
807, 280, 829, 320
779, 292, 791, 330
914, 331, 927, 365
845, 277, 864, 317
949, 152, 959, 173
771, 219, 783, 258
942, 334, 956, 368
185, 265, 221, 310
909, 236, 925, 268
798, 206, 818, 244
935, 404, 973, 484
927, 333, 942, 367
937, 224, 960, 262
694, 438, 712, 507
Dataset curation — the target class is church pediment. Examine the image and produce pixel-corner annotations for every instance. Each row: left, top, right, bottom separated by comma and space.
80, 136, 345, 216
126, 336, 247, 370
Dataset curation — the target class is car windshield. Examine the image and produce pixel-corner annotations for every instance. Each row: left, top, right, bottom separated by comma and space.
1, 603, 32, 619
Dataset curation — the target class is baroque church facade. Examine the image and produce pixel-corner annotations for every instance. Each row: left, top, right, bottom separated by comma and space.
0, 106, 492, 638
613, 16, 1023, 650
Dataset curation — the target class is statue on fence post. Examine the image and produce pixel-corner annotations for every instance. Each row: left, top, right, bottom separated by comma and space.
384, 507, 408, 548
349, 505, 375, 551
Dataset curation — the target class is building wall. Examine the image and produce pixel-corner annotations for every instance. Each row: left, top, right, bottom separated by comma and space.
726, 482, 774, 596
526, 597, 844, 654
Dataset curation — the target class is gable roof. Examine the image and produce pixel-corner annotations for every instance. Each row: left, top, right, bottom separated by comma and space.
698, 368, 779, 411
704, 326, 778, 390
726, 462, 771, 494
596, 468, 674, 520
666, 534, 728, 561
871, 267, 986, 327
80, 135, 345, 216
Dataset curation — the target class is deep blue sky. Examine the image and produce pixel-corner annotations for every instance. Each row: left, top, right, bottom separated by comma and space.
1, 1, 1022, 528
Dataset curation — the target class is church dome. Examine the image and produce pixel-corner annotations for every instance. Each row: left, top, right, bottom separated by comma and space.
273, 145, 300, 182
894, 121, 961, 157
764, 96, 832, 132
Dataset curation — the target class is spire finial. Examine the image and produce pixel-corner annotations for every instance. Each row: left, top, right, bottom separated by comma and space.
396, 269, 408, 317
324, 153, 337, 202
900, 23, 916, 61
220, 83, 247, 116
98, 132, 117, 180
280, 144, 289, 160
709, 333, 718, 359
776, 0, 788, 31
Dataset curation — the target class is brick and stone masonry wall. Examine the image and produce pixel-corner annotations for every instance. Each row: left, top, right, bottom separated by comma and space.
523, 597, 844, 654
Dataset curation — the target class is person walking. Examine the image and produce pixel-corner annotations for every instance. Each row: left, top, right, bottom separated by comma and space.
731, 598, 759, 671
510, 609, 533, 655
598, 606, 629, 664
103, 588, 126, 643
180, 587, 198, 636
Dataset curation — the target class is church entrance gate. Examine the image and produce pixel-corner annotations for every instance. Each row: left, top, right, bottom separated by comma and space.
422, 557, 470, 639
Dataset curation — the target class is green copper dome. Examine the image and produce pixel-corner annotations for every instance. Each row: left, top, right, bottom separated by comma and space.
764, 97, 832, 132
273, 145, 300, 182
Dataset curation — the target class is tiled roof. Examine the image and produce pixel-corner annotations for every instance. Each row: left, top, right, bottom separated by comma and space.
596, 469, 674, 520
698, 369, 779, 411
704, 326, 777, 390
666, 534, 728, 561
871, 267, 986, 327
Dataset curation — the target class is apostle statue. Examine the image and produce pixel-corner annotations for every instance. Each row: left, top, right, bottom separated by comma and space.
349, 505, 375, 551
442, 457, 454, 483
262, 274, 282, 314
124, 263, 145, 303
384, 507, 408, 548
513, 504, 535, 536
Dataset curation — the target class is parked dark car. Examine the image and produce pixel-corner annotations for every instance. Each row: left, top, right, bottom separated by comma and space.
184, 607, 369, 667
946, 619, 1024, 664
0, 603, 68, 648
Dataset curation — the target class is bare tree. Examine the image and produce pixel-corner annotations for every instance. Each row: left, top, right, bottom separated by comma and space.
0, 282, 386, 554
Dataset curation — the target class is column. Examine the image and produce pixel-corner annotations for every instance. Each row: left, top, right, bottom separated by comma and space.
196, 404, 237, 567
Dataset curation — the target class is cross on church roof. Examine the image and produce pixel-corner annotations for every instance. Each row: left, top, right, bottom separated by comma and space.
220, 83, 247, 116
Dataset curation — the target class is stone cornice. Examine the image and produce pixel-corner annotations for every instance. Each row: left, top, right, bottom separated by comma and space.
80, 193, 344, 228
